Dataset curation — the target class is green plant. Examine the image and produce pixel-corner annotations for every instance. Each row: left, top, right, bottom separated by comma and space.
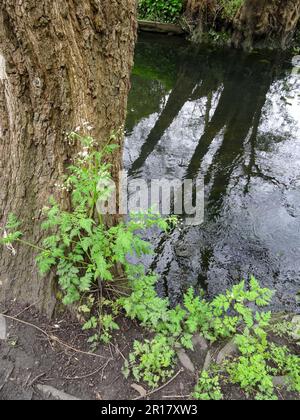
154, 275, 298, 400
270, 344, 300, 393
0, 213, 22, 248
193, 371, 223, 400
122, 276, 274, 349
1, 132, 174, 346
138, 0, 183, 23
227, 328, 276, 400
219, 0, 244, 21
284, 355, 300, 392
182, 276, 273, 345
270, 319, 295, 338
121, 274, 285, 394
123, 335, 176, 388
84, 313, 120, 346
225, 323, 300, 400
2, 132, 299, 399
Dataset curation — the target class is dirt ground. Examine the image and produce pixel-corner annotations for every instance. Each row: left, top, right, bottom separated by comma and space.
0, 303, 194, 401
0, 302, 299, 401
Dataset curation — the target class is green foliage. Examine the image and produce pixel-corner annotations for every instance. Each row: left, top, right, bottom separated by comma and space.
219, 0, 244, 20
193, 371, 223, 400
186, 276, 273, 344
124, 335, 176, 388
270, 344, 300, 393
1, 132, 174, 346
84, 314, 120, 346
227, 328, 276, 400
137, 0, 243, 24
79, 297, 121, 347
122, 272, 299, 399
2, 132, 299, 399
138, 0, 183, 23
122, 275, 274, 349
39, 134, 174, 340
192, 306, 299, 401
0, 213, 23, 245
122, 274, 279, 391
225, 324, 300, 400
120, 268, 171, 328
40, 137, 171, 306
270, 319, 295, 338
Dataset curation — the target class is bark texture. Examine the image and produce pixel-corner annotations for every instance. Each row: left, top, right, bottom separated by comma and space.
0, 0, 137, 316
232, 0, 300, 48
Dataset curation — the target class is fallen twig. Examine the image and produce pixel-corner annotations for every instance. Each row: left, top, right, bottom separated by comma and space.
63, 358, 112, 381
1, 313, 107, 360
13, 300, 42, 318
28, 372, 47, 388
110, 342, 127, 361
133, 368, 184, 401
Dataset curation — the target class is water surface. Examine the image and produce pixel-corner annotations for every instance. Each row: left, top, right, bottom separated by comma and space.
125, 33, 300, 312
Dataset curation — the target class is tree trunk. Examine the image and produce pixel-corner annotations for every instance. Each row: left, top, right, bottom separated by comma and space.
232, 0, 300, 48
184, 0, 218, 40
0, 1, 137, 316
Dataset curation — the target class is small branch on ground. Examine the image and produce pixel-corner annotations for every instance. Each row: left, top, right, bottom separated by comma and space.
27, 373, 47, 388
1, 313, 107, 360
62, 358, 113, 381
13, 300, 43, 318
133, 368, 184, 401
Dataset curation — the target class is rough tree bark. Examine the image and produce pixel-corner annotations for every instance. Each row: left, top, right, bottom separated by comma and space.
232, 0, 300, 48
0, 1, 137, 316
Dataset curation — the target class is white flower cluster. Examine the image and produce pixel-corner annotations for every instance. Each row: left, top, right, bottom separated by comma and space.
75, 121, 94, 133
54, 182, 69, 192
78, 148, 89, 158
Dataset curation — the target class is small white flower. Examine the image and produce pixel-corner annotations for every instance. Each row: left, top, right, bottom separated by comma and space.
78, 150, 88, 158
3, 230, 16, 256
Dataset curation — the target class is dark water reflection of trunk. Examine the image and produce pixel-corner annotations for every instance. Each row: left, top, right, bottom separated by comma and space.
125, 33, 300, 312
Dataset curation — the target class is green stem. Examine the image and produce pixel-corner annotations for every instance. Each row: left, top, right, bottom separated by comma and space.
16, 238, 48, 253
16, 238, 90, 266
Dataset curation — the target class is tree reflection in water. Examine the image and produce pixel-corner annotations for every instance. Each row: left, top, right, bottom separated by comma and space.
125, 33, 300, 311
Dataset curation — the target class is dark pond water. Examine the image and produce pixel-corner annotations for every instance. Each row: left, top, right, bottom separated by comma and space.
125, 33, 300, 312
